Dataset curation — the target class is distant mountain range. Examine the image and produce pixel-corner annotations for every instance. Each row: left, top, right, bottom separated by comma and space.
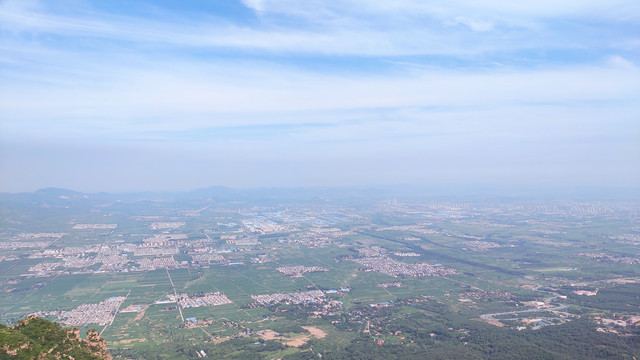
1, 185, 638, 208
0, 185, 398, 208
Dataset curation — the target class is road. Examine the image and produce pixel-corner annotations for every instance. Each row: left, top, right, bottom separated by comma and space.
480, 287, 572, 321
356, 231, 524, 276
100, 290, 131, 336
166, 268, 185, 322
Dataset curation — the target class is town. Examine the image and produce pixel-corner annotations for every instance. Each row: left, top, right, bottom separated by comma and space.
1, 192, 639, 359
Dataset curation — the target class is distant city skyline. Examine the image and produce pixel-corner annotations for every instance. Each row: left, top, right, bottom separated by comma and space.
1, 0, 639, 192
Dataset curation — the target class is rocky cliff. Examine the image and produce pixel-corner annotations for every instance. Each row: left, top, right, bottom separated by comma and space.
0, 316, 111, 360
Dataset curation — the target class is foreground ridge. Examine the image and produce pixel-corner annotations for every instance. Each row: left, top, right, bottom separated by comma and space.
0, 315, 110, 360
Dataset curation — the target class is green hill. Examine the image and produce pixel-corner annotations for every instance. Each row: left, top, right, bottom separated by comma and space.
0, 316, 110, 360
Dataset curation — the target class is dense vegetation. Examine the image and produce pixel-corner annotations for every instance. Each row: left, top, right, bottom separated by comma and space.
0, 316, 109, 360
562, 284, 640, 313
110, 305, 640, 360
285, 318, 640, 360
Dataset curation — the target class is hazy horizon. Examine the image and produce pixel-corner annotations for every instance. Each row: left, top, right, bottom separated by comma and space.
1, 0, 639, 193
3, 184, 640, 203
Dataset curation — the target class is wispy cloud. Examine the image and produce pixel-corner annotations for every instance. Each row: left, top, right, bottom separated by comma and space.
0, 0, 638, 191
1, 0, 638, 56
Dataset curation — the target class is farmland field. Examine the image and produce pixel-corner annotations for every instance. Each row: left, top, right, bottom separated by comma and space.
1, 189, 640, 359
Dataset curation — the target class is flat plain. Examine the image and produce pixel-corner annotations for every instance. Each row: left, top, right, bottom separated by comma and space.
1, 189, 639, 359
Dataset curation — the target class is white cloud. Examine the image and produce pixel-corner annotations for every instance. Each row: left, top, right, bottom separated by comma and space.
446, 16, 494, 32
325, 0, 639, 20
0, 0, 637, 57
240, 0, 264, 12
607, 55, 636, 69
246, 0, 640, 29
1, 49, 638, 140
1, 0, 639, 191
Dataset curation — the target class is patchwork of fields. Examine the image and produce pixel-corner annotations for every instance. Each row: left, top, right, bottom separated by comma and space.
2, 191, 639, 358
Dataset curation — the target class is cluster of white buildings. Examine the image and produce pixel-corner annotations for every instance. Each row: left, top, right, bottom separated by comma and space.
29, 262, 61, 273
460, 241, 501, 251
226, 236, 260, 246
242, 220, 288, 234
136, 257, 179, 270
177, 292, 232, 308
27, 252, 131, 274
191, 253, 225, 264
353, 256, 455, 278
252, 290, 325, 305
287, 227, 355, 248
0, 241, 51, 250
96, 254, 130, 271
357, 246, 388, 257
17, 233, 67, 239
141, 234, 187, 247
58, 296, 126, 326
378, 282, 404, 288
579, 252, 640, 264
609, 234, 640, 245
149, 222, 185, 230
393, 252, 421, 257
72, 224, 117, 230
276, 265, 328, 277
133, 247, 179, 256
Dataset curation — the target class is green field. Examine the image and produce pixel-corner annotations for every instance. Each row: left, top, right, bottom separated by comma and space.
2, 193, 640, 359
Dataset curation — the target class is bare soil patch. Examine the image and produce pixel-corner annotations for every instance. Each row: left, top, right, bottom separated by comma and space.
113, 338, 147, 345
134, 306, 148, 321
285, 339, 307, 347
258, 327, 327, 347
302, 326, 326, 339
258, 329, 281, 341
484, 320, 505, 327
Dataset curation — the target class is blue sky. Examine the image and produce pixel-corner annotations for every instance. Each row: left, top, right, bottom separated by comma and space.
1, 0, 639, 192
